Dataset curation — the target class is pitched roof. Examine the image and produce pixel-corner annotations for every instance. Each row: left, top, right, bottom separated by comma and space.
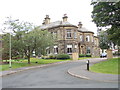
78, 27, 94, 33
40, 21, 77, 29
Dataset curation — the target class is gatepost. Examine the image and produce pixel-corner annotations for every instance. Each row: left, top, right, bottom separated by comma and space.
107, 49, 113, 59
72, 53, 78, 61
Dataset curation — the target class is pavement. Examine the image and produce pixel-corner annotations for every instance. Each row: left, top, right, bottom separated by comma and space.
1, 58, 119, 83
67, 58, 119, 82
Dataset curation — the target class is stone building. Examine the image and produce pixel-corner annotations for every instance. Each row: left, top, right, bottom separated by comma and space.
40, 14, 100, 57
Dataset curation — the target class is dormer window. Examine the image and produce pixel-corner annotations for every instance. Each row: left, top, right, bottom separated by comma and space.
66, 29, 72, 38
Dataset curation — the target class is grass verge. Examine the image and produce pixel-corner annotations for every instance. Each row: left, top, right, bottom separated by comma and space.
78, 57, 98, 60
90, 58, 120, 74
1, 58, 71, 71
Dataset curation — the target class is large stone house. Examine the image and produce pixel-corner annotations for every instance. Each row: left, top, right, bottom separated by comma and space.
40, 14, 100, 57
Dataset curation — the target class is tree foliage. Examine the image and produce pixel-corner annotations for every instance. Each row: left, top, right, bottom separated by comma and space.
91, 1, 120, 46
98, 31, 110, 51
2, 17, 54, 64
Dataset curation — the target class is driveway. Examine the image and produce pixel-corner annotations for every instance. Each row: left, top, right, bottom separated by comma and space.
2, 58, 118, 88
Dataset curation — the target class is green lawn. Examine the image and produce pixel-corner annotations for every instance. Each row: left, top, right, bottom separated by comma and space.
0, 58, 71, 71
78, 57, 99, 60
90, 58, 120, 74
78, 57, 92, 60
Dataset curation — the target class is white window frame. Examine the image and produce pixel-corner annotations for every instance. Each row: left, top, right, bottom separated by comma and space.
66, 29, 72, 38
86, 35, 90, 42
75, 45, 77, 48
54, 46, 58, 54
80, 35, 83, 41
67, 45, 72, 54
86, 47, 91, 54
74, 32, 77, 39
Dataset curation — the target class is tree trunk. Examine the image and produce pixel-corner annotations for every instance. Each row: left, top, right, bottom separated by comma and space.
27, 46, 31, 64
27, 55, 30, 64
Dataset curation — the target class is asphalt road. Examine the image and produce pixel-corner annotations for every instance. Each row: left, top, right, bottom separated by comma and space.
2, 61, 118, 88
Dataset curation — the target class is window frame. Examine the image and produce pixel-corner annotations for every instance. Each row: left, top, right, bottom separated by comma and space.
86, 35, 90, 42
54, 46, 58, 54
74, 32, 77, 39
66, 29, 72, 38
67, 45, 72, 54
80, 35, 83, 41
86, 47, 91, 54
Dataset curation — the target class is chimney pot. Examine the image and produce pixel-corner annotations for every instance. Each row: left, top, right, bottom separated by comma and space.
63, 14, 68, 22
44, 15, 50, 24
78, 22, 82, 28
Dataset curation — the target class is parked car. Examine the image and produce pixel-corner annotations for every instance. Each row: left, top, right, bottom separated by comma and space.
100, 53, 107, 58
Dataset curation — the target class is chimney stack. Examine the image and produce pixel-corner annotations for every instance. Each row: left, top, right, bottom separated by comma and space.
78, 22, 82, 28
62, 14, 68, 22
44, 15, 50, 24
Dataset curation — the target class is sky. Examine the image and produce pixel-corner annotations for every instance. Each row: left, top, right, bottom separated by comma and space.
0, 0, 98, 35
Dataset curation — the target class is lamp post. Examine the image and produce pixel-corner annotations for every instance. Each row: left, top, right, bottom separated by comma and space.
9, 32, 12, 68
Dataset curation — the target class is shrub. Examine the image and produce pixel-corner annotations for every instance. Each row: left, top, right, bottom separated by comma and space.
56, 54, 70, 60
49, 55, 56, 59
79, 54, 86, 57
41, 56, 49, 59
86, 54, 91, 57
12, 55, 21, 59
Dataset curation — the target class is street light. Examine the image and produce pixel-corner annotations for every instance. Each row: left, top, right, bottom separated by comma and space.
9, 32, 12, 68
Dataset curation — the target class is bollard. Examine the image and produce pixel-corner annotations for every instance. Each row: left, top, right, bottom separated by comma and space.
86, 60, 89, 71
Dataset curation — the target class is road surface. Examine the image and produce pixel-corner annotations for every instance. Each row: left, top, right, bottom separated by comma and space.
2, 60, 118, 88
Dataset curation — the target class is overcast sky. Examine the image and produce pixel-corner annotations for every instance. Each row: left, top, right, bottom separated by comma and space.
0, 0, 98, 35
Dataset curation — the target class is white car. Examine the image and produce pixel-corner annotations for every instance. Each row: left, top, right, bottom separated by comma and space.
100, 53, 107, 58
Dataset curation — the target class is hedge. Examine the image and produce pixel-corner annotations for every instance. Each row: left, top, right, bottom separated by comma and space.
79, 54, 86, 57
49, 55, 56, 59
79, 54, 91, 57
56, 54, 70, 60
86, 54, 91, 57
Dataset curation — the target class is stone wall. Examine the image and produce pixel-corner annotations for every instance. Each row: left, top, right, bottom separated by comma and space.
47, 26, 100, 57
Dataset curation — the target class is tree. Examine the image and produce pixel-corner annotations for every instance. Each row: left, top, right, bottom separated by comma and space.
91, 1, 120, 46
2, 33, 11, 61
2, 17, 54, 64
98, 30, 110, 52
32, 27, 54, 56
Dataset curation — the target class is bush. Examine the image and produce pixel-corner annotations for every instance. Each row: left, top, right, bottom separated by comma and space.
12, 56, 20, 59
14, 59, 20, 62
41, 56, 49, 59
79, 54, 86, 57
56, 54, 70, 60
49, 55, 56, 59
86, 54, 91, 57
